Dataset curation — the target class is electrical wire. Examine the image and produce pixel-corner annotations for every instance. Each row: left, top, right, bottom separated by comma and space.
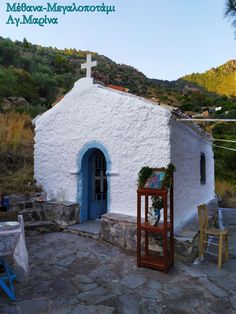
213, 144, 236, 152
213, 139, 236, 143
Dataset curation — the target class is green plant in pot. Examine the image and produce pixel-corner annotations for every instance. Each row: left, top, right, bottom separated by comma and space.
148, 196, 163, 226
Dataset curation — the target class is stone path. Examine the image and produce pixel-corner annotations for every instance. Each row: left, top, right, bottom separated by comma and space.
0, 208, 235, 314
220, 208, 236, 257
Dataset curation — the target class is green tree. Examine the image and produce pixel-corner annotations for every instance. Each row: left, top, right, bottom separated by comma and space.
32, 72, 58, 104
23, 37, 31, 49
0, 38, 20, 66
225, 0, 236, 37
0, 67, 38, 103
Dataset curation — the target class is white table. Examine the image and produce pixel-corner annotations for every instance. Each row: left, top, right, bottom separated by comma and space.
0, 215, 28, 300
0, 215, 28, 277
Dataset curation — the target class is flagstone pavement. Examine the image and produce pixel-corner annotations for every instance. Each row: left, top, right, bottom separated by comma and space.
0, 208, 236, 314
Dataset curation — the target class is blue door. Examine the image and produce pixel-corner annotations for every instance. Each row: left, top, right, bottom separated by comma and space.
88, 150, 107, 219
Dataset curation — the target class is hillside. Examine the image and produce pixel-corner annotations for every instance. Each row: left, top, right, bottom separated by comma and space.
1, 36, 235, 117
183, 60, 236, 97
0, 37, 154, 115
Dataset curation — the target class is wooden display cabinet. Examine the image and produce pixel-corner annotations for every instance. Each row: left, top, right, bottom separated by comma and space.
137, 178, 174, 272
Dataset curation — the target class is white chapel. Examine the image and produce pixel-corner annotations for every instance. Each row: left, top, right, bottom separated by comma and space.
34, 55, 215, 231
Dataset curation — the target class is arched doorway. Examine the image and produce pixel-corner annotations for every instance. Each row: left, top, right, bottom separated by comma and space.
88, 149, 107, 219
77, 142, 111, 223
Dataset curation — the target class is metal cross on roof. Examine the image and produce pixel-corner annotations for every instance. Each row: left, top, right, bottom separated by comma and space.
81, 54, 97, 78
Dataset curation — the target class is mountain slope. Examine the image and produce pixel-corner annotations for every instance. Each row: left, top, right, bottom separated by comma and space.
0, 36, 235, 116
182, 60, 236, 97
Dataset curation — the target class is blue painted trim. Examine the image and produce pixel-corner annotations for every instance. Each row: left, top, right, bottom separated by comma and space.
77, 141, 111, 222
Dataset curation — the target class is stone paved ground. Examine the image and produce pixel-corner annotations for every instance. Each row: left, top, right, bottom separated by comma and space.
220, 208, 236, 257
0, 208, 236, 314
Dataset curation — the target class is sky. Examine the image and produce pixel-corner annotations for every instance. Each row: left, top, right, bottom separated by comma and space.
0, 0, 235, 80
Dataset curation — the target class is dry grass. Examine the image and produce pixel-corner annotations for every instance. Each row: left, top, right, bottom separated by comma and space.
0, 112, 35, 194
215, 179, 236, 197
0, 112, 34, 152
0, 164, 36, 194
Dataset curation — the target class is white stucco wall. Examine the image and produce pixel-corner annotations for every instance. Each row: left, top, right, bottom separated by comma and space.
170, 119, 215, 231
34, 78, 171, 218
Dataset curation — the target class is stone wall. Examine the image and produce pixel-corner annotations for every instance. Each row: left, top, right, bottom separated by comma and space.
101, 213, 171, 255
15, 200, 80, 229
174, 234, 199, 263
101, 213, 163, 253
101, 207, 219, 263
101, 213, 137, 251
